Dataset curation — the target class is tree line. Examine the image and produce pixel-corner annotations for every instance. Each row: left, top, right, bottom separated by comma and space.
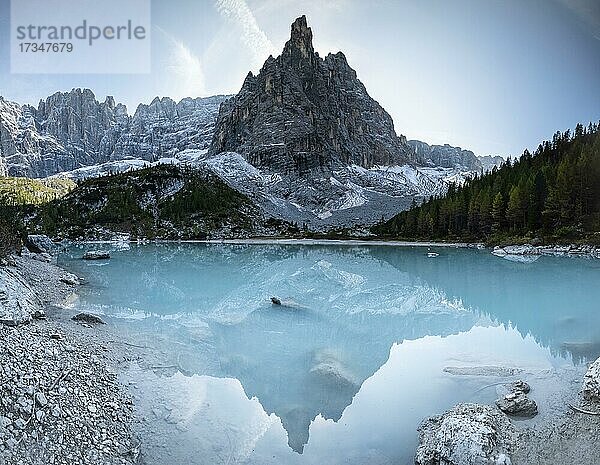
373, 122, 600, 243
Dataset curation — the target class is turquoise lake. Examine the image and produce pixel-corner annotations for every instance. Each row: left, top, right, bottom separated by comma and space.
59, 243, 600, 465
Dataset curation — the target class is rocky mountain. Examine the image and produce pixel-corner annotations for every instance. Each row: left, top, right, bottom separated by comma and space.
209, 15, 419, 174
408, 140, 482, 171
478, 155, 505, 172
0, 91, 228, 178
1, 16, 497, 231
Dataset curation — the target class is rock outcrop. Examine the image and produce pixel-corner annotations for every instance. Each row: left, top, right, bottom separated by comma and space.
582, 357, 600, 402
415, 403, 514, 465
25, 234, 57, 255
495, 381, 538, 418
209, 15, 419, 175
0, 91, 228, 178
478, 155, 505, 173
409, 140, 482, 171
0, 266, 43, 326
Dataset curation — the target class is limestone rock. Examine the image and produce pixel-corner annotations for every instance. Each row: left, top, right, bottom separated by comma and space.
25, 235, 57, 255
492, 245, 539, 257
507, 380, 530, 394
415, 403, 514, 465
82, 250, 111, 260
582, 357, 600, 402
495, 391, 538, 418
478, 155, 505, 173
0, 266, 42, 326
1, 91, 228, 178
72, 312, 106, 325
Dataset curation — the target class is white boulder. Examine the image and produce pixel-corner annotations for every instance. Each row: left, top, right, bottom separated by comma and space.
415, 403, 514, 465
582, 357, 600, 402
0, 266, 43, 326
83, 250, 111, 260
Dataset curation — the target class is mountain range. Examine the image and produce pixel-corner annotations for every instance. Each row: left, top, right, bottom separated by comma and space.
0, 16, 504, 232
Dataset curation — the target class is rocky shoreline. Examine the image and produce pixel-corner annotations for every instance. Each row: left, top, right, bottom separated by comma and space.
415, 363, 600, 465
0, 254, 139, 465
492, 243, 600, 259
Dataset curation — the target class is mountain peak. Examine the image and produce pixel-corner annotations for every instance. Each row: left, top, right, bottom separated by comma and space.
209, 15, 418, 173
290, 15, 310, 40
283, 15, 315, 64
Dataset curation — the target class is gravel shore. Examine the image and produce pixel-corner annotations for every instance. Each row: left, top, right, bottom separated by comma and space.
0, 256, 139, 465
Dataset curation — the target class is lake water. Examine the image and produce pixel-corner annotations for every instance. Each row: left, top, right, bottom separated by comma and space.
59, 243, 600, 465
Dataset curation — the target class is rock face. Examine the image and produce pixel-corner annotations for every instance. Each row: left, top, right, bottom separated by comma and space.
0, 91, 228, 178
583, 357, 600, 402
0, 266, 42, 326
209, 15, 419, 175
478, 155, 505, 173
25, 234, 57, 254
415, 403, 514, 465
409, 140, 482, 171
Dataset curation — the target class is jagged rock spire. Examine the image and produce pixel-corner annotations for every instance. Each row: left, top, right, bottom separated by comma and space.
282, 15, 315, 66
209, 15, 419, 173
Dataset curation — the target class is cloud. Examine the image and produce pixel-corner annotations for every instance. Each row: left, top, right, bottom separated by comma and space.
215, 0, 277, 68
156, 27, 206, 99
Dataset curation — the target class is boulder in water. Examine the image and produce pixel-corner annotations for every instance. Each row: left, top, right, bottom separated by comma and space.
72, 312, 105, 325
495, 379, 537, 418
495, 391, 538, 418
415, 403, 514, 465
83, 250, 110, 260
507, 380, 530, 394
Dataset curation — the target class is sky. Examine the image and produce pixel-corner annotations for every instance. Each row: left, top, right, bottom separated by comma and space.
0, 0, 599, 158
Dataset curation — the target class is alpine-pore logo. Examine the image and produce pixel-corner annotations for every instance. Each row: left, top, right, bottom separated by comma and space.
10, 0, 151, 74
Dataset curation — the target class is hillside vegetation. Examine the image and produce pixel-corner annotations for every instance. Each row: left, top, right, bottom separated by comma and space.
0, 176, 75, 206
373, 123, 600, 244
0, 176, 76, 256
28, 164, 289, 240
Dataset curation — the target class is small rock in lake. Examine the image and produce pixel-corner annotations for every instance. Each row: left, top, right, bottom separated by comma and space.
495, 391, 538, 417
82, 250, 111, 260
72, 313, 106, 325
508, 380, 530, 394
60, 273, 80, 285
